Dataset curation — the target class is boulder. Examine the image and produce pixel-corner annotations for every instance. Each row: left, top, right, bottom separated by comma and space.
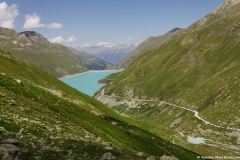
100, 152, 116, 160
146, 156, 155, 160
16, 79, 23, 84
2, 139, 19, 145
160, 155, 179, 160
104, 146, 113, 150
0, 144, 20, 156
136, 152, 144, 156
103, 142, 113, 147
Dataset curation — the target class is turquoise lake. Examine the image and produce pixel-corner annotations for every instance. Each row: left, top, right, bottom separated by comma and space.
60, 70, 121, 96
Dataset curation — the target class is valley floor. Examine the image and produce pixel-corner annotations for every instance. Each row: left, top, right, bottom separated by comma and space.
96, 88, 240, 156
100, 89, 240, 132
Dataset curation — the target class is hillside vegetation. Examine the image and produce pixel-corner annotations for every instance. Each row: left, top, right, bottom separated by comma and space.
0, 28, 87, 77
105, 0, 240, 128
0, 48, 199, 159
97, 0, 240, 156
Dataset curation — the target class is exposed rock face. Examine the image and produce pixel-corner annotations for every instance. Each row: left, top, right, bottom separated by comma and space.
19, 31, 50, 43
100, 152, 116, 160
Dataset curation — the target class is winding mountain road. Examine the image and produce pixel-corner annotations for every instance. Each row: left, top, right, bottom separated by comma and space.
101, 89, 240, 131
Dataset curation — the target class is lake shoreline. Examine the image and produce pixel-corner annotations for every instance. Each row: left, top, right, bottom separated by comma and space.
60, 69, 124, 79
60, 69, 122, 96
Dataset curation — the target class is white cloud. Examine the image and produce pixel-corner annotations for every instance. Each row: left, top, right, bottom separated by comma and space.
23, 13, 63, 29
23, 13, 45, 29
67, 36, 76, 42
46, 23, 63, 29
0, 2, 19, 29
49, 36, 65, 43
49, 36, 76, 44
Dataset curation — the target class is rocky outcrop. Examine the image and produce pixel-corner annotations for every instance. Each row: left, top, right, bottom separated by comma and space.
146, 156, 156, 160
100, 152, 116, 160
160, 155, 178, 160
0, 144, 20, 160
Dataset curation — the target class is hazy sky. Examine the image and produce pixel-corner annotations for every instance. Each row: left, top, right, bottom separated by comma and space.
1, 0, 225, 46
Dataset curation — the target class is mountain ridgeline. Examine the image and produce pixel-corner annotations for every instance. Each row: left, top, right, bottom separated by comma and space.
112, 28, 181, 69
0, 28, 88, 77
75, 43, 137, 64
69, 47, 113, 70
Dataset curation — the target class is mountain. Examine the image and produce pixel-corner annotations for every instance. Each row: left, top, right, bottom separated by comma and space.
96, 0, 240, 156
0, 48, 199, 159
69, 47, 113, 70
112, 28, 181, 69
0, 28, 88, 77
74, 42, 137, 64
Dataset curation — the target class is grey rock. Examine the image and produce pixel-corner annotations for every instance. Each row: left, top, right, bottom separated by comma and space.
111, 122, 117, 125
96, 137, 102, 143
0, 144, 20, 155
100, 152, 116, 160
103, 142, 113, 147
104, 146, 113, 150
146, 156, 155, 160
2, 139, 19, 145
169, 118, 182, 128
160, 155, 179, 160
136, 152, 144, 156
16, 79, 23, 84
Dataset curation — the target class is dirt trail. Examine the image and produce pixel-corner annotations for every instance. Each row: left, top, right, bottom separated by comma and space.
101, 89, 240, 131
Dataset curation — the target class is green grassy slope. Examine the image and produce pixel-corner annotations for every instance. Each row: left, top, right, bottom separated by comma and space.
112, 28, 181, 69
0, 48, 199, 159
0, 29, 88, 77
96, 2, 240, 156
105, 1, 240, 128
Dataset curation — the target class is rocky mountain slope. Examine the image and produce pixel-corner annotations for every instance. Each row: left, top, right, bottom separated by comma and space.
74, 43, 137, 64
96, 0, 240, 156
0, 48, 199, 159
0, 28, 88, 77
69, 47, 112, 70
112, 28, 181, 69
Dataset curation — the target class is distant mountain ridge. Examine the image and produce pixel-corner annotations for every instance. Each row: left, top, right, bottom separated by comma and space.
111, 28, 182, 69
0, 27, 88, 77
69, 47, 113, 70
74, 42, 137, 64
